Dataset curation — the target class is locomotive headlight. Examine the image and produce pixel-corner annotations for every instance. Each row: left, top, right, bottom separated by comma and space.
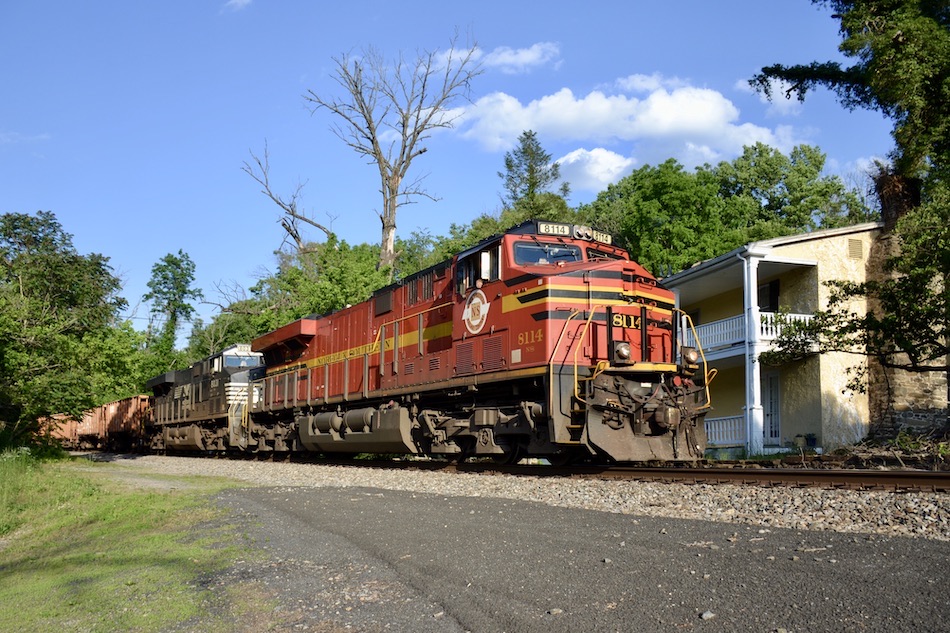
681, 346, 699, 365
614, 341, 632, 360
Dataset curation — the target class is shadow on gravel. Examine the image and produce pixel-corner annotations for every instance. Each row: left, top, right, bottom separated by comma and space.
74, 452, 146, 463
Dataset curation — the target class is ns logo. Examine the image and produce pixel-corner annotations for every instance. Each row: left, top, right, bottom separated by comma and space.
463, 289, 490, 334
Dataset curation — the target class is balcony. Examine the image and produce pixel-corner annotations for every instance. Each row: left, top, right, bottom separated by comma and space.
684, 312, 813, 360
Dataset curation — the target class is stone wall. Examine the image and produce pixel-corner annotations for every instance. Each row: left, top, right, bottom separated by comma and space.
866, 231, 949, 437
870, 362, 948, 438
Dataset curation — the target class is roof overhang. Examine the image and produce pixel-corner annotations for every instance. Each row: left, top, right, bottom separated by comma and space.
660, 223, 882, 306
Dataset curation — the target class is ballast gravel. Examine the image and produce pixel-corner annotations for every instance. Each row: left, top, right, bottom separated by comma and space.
114, 455, 949, 541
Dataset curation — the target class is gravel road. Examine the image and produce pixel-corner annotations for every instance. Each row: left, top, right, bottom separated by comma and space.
101, 455, 950, 632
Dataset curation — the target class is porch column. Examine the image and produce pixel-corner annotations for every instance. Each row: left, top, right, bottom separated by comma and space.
741, 248, 767, 455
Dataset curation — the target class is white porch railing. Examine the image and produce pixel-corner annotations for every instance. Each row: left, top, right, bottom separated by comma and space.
759, 312, 814, 340
705, 415, 745, 447
684, 312, 814, 350
686, 314, 744, 349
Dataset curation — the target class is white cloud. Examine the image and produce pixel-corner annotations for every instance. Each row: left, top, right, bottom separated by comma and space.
455, 73, 804, 192
0, 131, 50, 144
616, 73, 688, 93
557, 148, 635, 192
478, 42, 560, 74
222, 0, 252, 11
460, 83, 785, 157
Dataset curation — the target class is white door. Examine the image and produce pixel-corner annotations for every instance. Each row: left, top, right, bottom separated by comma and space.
763, 371, 781, 444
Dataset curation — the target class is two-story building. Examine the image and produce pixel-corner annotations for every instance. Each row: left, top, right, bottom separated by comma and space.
662, 223, 883, 456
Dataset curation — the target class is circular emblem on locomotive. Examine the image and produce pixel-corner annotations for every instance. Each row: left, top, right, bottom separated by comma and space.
463, 289, 490, 334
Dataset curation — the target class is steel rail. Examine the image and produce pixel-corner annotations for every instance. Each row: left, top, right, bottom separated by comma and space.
556, 465, 950, 492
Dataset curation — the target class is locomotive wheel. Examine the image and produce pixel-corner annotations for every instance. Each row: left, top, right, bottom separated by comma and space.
434, 440, 472, 463
492, 443, 526, 465
548, 448, 584, 467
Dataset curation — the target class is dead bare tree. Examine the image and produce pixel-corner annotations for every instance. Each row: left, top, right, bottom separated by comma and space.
304, 33, 482, 278
243, 143, 335, 253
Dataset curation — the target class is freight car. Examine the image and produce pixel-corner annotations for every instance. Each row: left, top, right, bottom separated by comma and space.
40, 413, 78, 450
70, 395, 151, 451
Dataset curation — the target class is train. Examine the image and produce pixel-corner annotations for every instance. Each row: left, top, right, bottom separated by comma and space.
48, 220, 712, 464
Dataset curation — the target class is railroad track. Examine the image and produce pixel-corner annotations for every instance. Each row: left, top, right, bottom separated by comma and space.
583, 465, 950, 492
93, 451, 950, 493
439, 462, 950, 493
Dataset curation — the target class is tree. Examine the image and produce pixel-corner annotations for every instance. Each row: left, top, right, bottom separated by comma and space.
750, 0, 949, 183
143, 250, 202, 362
0, 211, 128, 447
579, 159, 728, 275
193, 236, 391, 344
185, 313, 259, 361
499, 130, 570, 208
304, 34, 483, 278
714, 143, 871, 231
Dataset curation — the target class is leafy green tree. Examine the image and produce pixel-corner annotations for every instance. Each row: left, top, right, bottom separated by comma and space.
578, 145, 870, 275
751, 0, 949, 184
143, 250, 202, 357
394, 229, 442, 279
192, 236, 391, 346
715, 143, 871, 231
499, 130, 571, 207
185, 313, 261, 360
0, 211, 128, 447
578, 159, 727, 275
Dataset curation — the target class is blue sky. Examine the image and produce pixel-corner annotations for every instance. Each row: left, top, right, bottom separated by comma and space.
1, 0, 893, 332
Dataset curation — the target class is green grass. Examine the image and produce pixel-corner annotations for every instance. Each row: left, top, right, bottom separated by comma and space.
0, 450, 268, 632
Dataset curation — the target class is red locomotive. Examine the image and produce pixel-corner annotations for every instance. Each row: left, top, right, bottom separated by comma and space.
247, 220, 710, 462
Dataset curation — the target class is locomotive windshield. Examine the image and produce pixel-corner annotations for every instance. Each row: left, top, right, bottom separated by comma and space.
513, 241, 582, 265
224, 355, 261, 368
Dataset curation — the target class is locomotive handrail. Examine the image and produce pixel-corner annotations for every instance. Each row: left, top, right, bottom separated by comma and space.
572, 305, 607, 404
371, 301, 455, 368
677, 309, 716, 410
549, 308, 581, 365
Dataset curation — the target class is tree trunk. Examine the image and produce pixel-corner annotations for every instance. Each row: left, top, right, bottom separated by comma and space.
875, 172, 921, 232
379, 207, 397, 276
